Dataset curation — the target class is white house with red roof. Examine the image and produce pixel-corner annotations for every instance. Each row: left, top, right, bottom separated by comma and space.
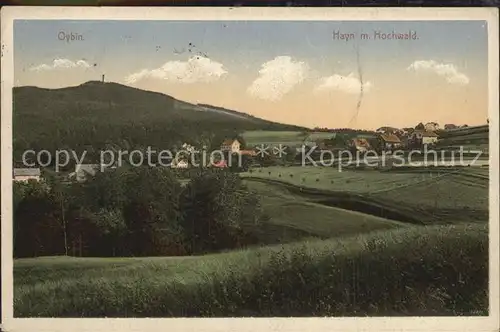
220, 139, 241, 154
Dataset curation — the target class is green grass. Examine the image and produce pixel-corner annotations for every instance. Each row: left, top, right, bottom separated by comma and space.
303, 131, 337, 142
13, 166, 489, 317
243, 180, 406, 244
242, 166, 435, 194
241, 166, 489, 224
241, 130, 308, 147
14, 222, 488, 317
436, 125, 488, 151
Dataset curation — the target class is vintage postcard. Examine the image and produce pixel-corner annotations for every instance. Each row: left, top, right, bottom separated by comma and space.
1, 6, 499, 332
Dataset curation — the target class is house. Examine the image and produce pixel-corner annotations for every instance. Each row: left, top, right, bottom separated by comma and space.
351, 138, 371, 152
13, 168, 41, 182
410, 130, 439, 145
379, 133, 402, 150
425, 122, 440, 131
171, 159, 189, 169
221, 139, 241, 154
70, 164, 99, 182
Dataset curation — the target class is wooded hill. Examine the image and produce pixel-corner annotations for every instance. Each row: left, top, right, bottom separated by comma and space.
13, 81, 307, 165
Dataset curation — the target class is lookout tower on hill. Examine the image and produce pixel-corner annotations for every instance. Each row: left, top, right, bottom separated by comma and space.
101, 74, 105, 83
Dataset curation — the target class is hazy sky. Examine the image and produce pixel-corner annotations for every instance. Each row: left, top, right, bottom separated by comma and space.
14, 20, 489, 129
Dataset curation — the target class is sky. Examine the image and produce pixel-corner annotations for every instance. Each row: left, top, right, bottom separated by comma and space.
14, 20, 489, 129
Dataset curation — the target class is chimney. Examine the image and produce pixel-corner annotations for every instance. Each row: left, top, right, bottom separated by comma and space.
102, 74, 105, 83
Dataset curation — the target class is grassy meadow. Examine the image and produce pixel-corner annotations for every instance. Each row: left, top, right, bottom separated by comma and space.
242, 179, 406, 244
14, 223, 488, 317
436, 125, 489, 152
241, 166, 488, 223
241, 130, 308, 148
14, 165, 489, 317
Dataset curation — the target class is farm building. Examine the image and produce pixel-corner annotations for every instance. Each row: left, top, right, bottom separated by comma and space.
350, 138, 372, 152
410, 130, 439, 145
220, 139, 241, 154
13, 168, 41, 182
69, 164, 99, 182
424, 122, 440, 131
171, 159, 189, 169
379, 133, 402, 150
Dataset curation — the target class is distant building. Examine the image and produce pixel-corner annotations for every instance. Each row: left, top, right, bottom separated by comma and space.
70, 164, 99, 182
351, 138, 371, 152
171, 159, 189, 169
425, 122, 440, 131
13, 168, 41, 182
221, 139, 241, 154
379, 134, 402, 150
444, 124, 458, 130
410, 130, 439, 145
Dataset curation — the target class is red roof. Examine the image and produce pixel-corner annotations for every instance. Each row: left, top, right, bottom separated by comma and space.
352, 138, 371, 148
212, 160, 227, 168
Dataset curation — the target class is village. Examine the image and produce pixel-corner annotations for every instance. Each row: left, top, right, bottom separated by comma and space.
12, 121, 484, 182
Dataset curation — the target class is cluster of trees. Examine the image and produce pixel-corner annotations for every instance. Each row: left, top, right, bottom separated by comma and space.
13, 167, 266, 258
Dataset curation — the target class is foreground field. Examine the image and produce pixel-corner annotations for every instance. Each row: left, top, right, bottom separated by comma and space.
14, 223, 488, 317
13, 166, 489, 317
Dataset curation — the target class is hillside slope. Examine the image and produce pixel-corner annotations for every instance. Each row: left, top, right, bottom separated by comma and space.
13, 81, 307, 163
436, 125, 489, 151
14, 222, 487, 317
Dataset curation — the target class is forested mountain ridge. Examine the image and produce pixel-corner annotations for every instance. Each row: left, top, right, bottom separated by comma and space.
13, 81, 307, 165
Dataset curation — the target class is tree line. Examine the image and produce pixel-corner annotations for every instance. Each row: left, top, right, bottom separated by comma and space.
13, 167, 266, 258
